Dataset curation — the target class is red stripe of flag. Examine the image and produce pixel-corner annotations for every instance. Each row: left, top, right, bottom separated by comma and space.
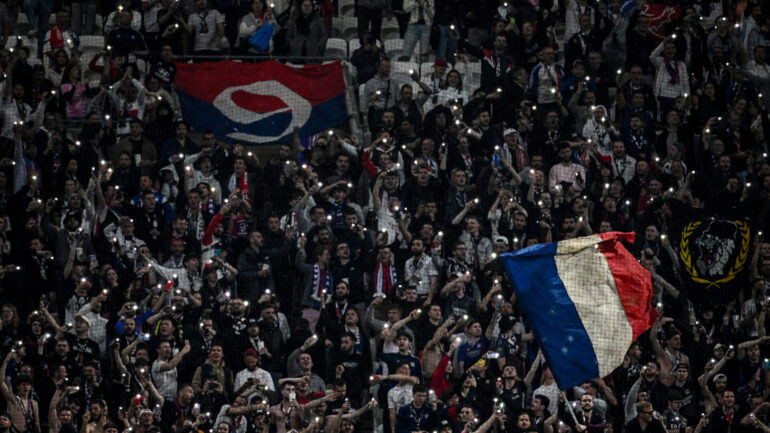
598, 232, 659, 341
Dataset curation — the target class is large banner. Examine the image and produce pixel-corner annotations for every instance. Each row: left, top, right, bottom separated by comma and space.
679, 219, 751, 306
640, 3, 682, 40
175, 60, 350, 145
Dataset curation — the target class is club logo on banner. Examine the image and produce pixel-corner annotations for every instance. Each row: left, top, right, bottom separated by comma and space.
640, 3, 681, 40
679, 219, 750, 306
174, 60, 350, 145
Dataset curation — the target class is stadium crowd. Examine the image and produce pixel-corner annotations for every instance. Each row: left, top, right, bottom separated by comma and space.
0, 0, 769, 432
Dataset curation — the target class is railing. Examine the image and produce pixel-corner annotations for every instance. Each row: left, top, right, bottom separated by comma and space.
171, 54, 346, 63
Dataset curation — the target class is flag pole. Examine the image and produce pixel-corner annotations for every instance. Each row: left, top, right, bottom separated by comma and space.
562, 392, 580, 425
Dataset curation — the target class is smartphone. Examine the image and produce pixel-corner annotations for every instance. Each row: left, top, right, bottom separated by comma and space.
289, 392, 296, 401
487, 352, 501, 359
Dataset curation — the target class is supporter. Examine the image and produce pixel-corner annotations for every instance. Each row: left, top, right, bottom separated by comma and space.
182, 0, 226, 55
285, 0, 326, 60
398, 0, 433, 62
43, 11, 79, 61
0, 3, 768, 433
362, 59, 401, 128
564, 11, 612, 71
235, 0, 276, 55
356, 0, 386, 43
350, 32, 386, 84
650, 38, 689, 119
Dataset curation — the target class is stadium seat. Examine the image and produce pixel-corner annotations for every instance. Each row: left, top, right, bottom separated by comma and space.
381, 18, 400, 41
326, 38, 348, 60
391, 60, 418, 86
80, 35, 105, 48
419, 61, 434, 78
341, 16, 358, 41
80, 47, 103, 68
348, 38, 361, 55
348, 38, 381, 55
5, 35, 37, 58
383, 38, 404, 60
339, 0, 355, 17
358, 83, 366, 112
331, 17, 343, 38
469, 62, 481, 87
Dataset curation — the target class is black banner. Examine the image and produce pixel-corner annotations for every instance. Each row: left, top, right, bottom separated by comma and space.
679, 219, 751, 306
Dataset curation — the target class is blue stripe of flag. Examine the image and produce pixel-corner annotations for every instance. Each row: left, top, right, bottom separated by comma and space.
500, 244, 600, 388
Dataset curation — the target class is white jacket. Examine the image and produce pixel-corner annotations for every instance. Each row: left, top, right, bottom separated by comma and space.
403, 0, 434, 25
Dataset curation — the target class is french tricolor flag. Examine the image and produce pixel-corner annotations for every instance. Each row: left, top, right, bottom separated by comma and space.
501, 232, 657, 388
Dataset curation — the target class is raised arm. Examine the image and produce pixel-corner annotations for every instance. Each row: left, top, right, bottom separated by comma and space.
157, 343, 191, 372
386, 310, 420, 341
0, 352, 17, 403
523, 350, 543, 387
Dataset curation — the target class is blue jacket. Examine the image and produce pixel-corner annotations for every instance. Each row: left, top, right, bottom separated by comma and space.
529, 63, 566, 92
395, 403, 436, 433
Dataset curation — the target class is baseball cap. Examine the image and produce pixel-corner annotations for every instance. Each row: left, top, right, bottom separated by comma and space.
434, 58, 447, 67
75, 315, 91, 326
504, 128, 518, 137
713, 373, 727, 383
244, 348, 259, 358
494, 236, 509, 245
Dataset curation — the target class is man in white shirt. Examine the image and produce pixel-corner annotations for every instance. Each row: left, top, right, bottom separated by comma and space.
548, 142, 586, 195
151, 340, 191, 400
234, 348, 275, 392
183, 0, 225, 54
0, 74, 47, 139
403, 238, 439, 305
746, 45, 770, 103
650, 37, 688, 117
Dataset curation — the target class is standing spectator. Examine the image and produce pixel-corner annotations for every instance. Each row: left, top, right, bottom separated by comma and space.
43, 11, 80, 61
362, 59, 401, 127
351, 32, 386, 84
650, 38, 689, 119
564, 0, 594, 42
602, 0, 634, 71
183, 0, 226, 55
398, 0, 433, 62
529, 46, 565, 108
236, 0, 276, 54
625, 13, 655, 74
357, 0, 387, 42
285, 0, 327, 61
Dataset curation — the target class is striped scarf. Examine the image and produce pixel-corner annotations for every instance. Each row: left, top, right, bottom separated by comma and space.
311, 264, 332, 307
374, 262, 398, 296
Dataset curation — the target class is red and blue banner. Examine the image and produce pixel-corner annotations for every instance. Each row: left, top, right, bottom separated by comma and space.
175, 60, 350, 145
